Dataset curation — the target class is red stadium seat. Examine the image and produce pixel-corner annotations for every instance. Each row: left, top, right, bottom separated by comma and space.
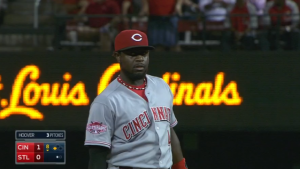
198, 21, 227, 31
177, 20, 198, 32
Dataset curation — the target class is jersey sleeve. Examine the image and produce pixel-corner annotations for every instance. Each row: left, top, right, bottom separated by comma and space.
170, 105, 178, 128
84, 102, 114, 148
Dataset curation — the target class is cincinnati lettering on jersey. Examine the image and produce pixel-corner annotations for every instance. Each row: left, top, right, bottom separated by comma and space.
123, 111, 151, 140
150, 107, 171, 122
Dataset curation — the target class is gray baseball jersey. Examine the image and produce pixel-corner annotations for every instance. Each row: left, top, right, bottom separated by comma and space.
84, 74, 178, 169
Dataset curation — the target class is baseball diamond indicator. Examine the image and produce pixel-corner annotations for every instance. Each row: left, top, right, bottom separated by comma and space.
16, 130, 66, 140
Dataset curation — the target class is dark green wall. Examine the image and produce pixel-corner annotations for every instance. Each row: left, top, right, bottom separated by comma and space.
0, 51, 299, 131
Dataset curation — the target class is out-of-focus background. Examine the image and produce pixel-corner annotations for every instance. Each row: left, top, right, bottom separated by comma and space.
0, 0, 300, 168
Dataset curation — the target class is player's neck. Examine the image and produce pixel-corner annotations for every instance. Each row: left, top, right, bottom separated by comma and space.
119, 73, 145, 86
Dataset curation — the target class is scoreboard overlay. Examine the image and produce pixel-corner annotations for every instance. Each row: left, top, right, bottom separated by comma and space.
15, 130, 66, 165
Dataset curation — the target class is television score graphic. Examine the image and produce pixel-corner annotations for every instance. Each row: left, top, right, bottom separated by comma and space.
15, 130, 66, 165
16, 142, 65, 164
16, 130, 65, 140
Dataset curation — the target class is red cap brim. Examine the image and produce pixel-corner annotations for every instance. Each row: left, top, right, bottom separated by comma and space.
117, 46, 155, 52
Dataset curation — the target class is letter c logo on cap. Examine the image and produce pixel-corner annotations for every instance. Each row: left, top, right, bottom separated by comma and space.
131, 34, 142, 42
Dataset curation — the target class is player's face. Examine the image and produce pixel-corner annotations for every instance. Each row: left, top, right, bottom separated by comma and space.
116, 48, 149, 81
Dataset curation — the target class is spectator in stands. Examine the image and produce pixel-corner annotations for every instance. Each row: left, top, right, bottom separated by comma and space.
140, 0, 183, 52
198, 0, 236, 51
61, 0, 82, 14
294, 0, 300, 9
248, 0, 266, 33
181, 0, 199, 20
85, 0, 121, 51
249, 0, 266, 15
258, 0, 300, 50
199, 0, 236, 21
77, 0, 94, 15
114, 0, 133, 30
183, 0, 199, 10
226, 0, 258, 50
53, 0, 93, 15
115, 0, 133, 16
0, 0, 7, 26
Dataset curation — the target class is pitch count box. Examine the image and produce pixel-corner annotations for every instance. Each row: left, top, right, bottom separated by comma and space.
15, 130, 66, 165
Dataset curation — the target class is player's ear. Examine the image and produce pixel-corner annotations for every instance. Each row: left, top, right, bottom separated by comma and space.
113, 52, 121, 63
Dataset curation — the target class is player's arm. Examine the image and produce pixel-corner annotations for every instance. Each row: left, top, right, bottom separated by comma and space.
165, 79, 187, 169
171, 128, 184, 163
85, 102, 114, 169
88, 145, 109, 169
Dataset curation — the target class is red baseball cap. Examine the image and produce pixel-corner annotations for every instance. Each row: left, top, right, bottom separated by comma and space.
114, 30, 154, 52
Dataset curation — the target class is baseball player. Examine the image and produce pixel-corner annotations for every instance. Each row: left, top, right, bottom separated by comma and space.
85, 29, 188, 169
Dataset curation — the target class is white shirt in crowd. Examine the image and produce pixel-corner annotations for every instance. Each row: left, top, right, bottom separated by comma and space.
199, 0, 236, 21
249, 0, 266, 15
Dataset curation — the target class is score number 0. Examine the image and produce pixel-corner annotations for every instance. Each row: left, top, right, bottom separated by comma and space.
36, 154, 41, 160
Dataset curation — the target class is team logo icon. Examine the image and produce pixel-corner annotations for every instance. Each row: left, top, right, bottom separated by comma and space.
131, 33, 142, 41
86, 121, 107, 134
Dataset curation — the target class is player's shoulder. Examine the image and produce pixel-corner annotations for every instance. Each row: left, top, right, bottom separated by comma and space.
146, 74, 167, 84
92, 78, 121, 105
146, 74, 170, 89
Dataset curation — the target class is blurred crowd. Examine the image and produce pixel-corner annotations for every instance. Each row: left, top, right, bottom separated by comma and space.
0, 0, 7, 26
49, 0, 300, 51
